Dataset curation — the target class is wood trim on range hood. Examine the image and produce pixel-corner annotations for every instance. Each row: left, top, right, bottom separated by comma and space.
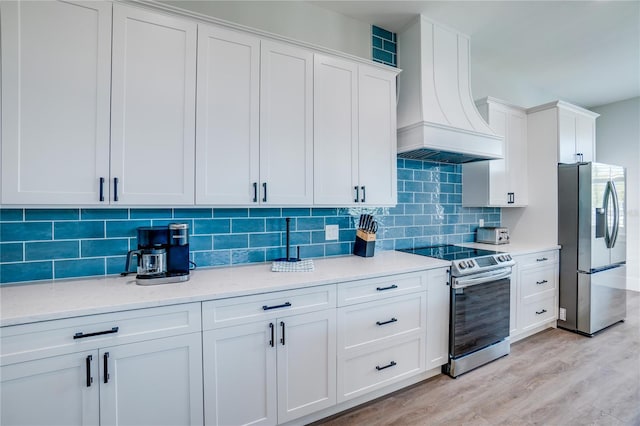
396, 15, 504, 163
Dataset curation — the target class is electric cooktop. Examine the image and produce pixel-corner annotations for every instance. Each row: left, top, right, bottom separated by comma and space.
398, 244, 503, 261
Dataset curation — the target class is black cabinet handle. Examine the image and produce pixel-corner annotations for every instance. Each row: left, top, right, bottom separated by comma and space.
262, 302, 291, 311
99, 177, 105, 202
361, 186, 366, 203
262, 182, 267, 203
103, 352, 110, 384
376, 284, 398, 292
376, 317, 398, 326
577, 153, 584, 162
536, 280, 548, 285
536, 257, 548, 262
113, 177, 119, 202
269, 323, 275, 347
253, 182, 258, 203
74, 327, 119, 340
375, 361, 397, 371
507, 192, 515, 204
536, 309, 548, 315
280, 321, 285, 346
354, 186, 359, 203
86, 355, 93, 387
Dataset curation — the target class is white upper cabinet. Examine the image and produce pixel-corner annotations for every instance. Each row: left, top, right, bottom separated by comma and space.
195, 25, 260, 205
260, 41, 314, 205
314, 56, 397, 206
111, 4, 197, 205
463, 98, 528, 207
1, 0, 112, 205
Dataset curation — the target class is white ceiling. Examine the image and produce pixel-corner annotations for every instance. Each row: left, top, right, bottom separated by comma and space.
310, 1, 640, 108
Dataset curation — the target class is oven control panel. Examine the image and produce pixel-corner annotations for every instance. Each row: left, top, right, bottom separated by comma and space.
452, 254, 514, 276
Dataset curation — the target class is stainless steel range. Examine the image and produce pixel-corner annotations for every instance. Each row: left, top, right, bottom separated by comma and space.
399, 244, 515, 377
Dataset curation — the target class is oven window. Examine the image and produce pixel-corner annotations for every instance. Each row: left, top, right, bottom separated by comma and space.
450, 278, 510, 358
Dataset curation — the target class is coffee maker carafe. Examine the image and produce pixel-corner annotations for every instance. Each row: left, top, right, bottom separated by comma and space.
122, 224, 191, 285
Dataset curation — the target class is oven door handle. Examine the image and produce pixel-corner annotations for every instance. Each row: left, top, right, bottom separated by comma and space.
453, 268, 512, 289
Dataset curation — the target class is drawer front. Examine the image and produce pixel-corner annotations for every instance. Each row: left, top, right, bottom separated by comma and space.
1, 303, 201, 365
520, 265, 557, 299
520, 295, 556, 331
202, 285, 336, 330
337, 293, 425, 353
515, 250, 558, 268
337, 334, 425, 403
337, 272, 427, 307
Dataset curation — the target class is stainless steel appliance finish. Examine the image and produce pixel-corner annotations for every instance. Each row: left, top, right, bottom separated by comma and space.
476, 227, 510, 245
398, 244, 513, 377
558, 162, 627, 336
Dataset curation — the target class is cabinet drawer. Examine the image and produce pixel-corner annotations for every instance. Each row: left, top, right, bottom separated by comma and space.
337, 293, 425, 353
1, 303, 201, 366
520, 266, 557, 299
515, 250, 558, 268
202, 285, 336, 330
337, 272, 427, 307
520, 295, 556, 331
337, 334, 425, 403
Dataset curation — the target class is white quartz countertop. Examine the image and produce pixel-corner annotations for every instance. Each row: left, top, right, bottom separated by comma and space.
459, 241, 561, 255
0, 251, 449, 327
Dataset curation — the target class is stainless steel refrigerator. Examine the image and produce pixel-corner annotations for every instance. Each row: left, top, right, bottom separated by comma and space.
558, 162, 626, 336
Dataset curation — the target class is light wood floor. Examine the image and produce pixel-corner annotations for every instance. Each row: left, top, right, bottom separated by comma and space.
314, 291, 639, 426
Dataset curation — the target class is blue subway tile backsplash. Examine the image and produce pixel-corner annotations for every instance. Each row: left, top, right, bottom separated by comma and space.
372, 25, 397, 67
0, 160, 500, 284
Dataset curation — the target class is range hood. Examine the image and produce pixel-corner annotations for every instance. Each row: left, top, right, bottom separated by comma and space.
396, 16, 503, 163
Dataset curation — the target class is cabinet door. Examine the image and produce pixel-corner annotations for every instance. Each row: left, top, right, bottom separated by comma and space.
277, 310, 336, 423
100, 334, 203, 426
313, 55, 358, 205
196, 25, 260, 205
0, 1, 111, 205
111, 4, 196, 205
260, 41, 314, 205
203, 323, 277, 426
487, 108, 509, 206
575, 114, 595, 163
506, 111, 528, 206
558, 108, 578, 164
357, 65, 397, 206
426, 268, 449, 370
1, 351, 99, 425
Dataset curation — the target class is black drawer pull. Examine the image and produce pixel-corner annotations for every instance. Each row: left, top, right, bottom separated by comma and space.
536, 257, 548, 262
376, 284, 398, 292
74, 327, 119, 339
536, 280, 548, 285
262, 302, 291, 311
86, 355, 93, 387
376, 318, 398, 326
375, 361, 397, 371
536, 309, 548, 315
269, 323, 275, 347
103, 352, 110, 384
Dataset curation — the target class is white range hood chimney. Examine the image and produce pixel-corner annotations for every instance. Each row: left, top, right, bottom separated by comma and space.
396, 16, 503, 163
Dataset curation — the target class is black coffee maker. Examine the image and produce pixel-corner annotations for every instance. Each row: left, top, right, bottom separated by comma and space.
122, 224, 191, 285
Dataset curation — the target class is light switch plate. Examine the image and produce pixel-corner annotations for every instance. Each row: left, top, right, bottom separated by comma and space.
325, 225, 339, 241
479, 219, 484, 227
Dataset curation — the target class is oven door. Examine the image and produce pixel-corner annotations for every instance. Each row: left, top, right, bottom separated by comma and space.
450, 268, 511, 359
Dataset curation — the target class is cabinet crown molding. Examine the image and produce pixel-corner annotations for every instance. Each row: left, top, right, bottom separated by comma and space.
475, 96, 527, 112
526, 100, 600, 118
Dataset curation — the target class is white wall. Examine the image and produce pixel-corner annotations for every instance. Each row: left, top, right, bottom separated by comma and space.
159, 1, 371, 59
592, 97, 640, 292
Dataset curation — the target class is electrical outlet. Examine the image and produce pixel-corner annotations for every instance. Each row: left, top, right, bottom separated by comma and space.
559, 307, 567, 321
479, 219, 484, 227
325, 225, 339, 241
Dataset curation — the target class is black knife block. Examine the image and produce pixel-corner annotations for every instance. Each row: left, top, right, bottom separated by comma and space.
353, 229, 376, 257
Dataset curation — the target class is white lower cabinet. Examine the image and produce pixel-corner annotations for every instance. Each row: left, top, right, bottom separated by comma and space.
0, 303, 203, 426
425, 267, 450, 371
336, 272, 430, 403
511, 250, 559, 341
202, 288, 337, 425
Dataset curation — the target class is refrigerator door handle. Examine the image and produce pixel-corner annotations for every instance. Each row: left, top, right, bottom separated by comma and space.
603, 181, 612, 248
610, 181, 620, 248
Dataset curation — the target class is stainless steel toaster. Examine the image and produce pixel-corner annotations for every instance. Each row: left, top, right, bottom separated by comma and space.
476, 227, 510, 244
